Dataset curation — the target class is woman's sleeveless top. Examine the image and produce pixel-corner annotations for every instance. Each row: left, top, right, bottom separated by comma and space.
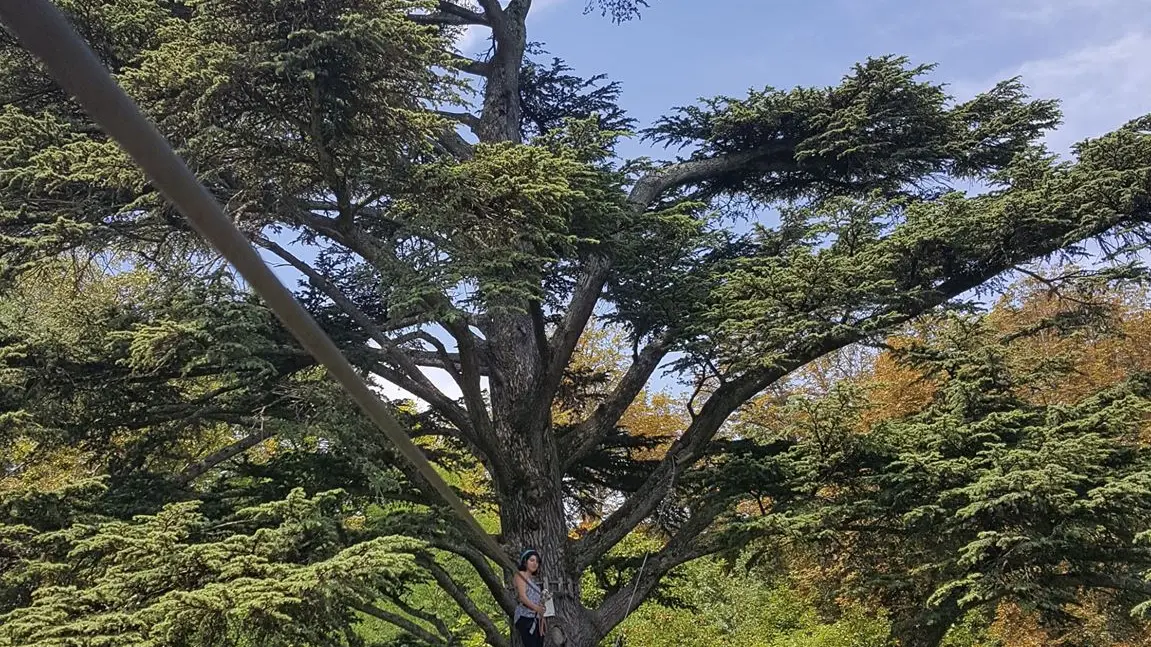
513, 573, 542, 622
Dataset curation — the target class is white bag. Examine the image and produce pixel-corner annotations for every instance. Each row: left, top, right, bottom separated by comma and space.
542, 588, 556, 617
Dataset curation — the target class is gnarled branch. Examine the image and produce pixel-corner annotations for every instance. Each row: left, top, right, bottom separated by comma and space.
436, 109, 482, 132
575, 185, 1148, 568
429, 538, 516, 617
418, 555, 510, 647
175, 423, 276, 485
389, 595, 454, 642
442, 318, 497, 452
595, 501, 729, 633
628, 143, 793, 209
539, 252, 611, 410
407, 330, 467, 383
572, 317, 919, 571
474, 0, 510, 44
288, 208, 481, 338
408, 0, 488, 26
448, 54, 493, 78
560, 332, 672, 471
437, 128, 475, 160
355, 602, 447, 647
255, 236, 477, 436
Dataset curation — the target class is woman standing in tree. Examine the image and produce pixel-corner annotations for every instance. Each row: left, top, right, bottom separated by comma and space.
514, 549, 546, 646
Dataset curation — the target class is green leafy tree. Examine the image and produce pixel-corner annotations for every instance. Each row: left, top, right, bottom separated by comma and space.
2, 1, 1151, 645
1, 260, 504, 645
772, 311, 1151, 647
607, 551, 891, 647
0, 483, 428, 647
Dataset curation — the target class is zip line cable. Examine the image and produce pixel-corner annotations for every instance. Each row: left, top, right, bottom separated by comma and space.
0, 0, 516, 574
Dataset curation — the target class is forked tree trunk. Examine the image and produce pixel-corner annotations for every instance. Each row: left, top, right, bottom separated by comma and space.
473, 4, 609, 646
487, 334, 603, 645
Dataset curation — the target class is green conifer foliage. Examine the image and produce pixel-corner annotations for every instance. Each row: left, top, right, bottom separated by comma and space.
0, 485, 426, 647
768, 313, 1151, 647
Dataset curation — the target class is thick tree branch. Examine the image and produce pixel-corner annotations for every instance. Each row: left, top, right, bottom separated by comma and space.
392, 328, 477, 373
386, 331, 498, 469
175, 423, 276, 485
407, 10, 475, 26
539, 252, 611, 409
473, 0, 510, 43
439, 0, 489, 21
575, 192, 1148, 569
628, 143, 793, 209
429, 538, 516, 617
409, 331, 466, 382
355, 602, 447, 647
442, 318, 497, 449
560, 332, 672, 471
289, 208, 482, 335
595, 502, 728, 633
364, 360, 495, 466
418, 555, 510, 647
355, 356, 452, 413
437, 109, 483, 131
447, 54, 493, 78
473, 0, 503, 14
404, 348, 465, 372
256, 236, 478, 438
389, 596, 454, 642
408, 1, 488, 26
437, 128, 475, 160
573, 307, 944, 571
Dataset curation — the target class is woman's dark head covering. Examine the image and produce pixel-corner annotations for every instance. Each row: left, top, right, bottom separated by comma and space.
519, 548, 540, 571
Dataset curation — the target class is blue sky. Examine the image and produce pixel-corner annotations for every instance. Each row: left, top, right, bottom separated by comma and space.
468, 0, 1150, 158
330, 0, 1151, 401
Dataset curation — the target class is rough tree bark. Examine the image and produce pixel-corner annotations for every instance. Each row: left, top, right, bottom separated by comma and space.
250, 4, 1150, 646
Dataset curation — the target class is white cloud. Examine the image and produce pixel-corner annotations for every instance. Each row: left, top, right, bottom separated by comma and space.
455, 25, 487, 54
992, 0, 1135, 25
947, 0, 1151, 155
1012, 31, 1151, 151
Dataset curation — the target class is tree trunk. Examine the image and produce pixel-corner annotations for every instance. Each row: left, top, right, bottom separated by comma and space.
472, 4, 607, 646
476, 3, 527, 145
488, 313, 600, 645
501, 480, 602, 647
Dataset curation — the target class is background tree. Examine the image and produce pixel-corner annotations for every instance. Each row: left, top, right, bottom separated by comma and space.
751, 278, 1151, 647
0, 258, 516, 646
605, 551, 891, 647
2, 1, 1151, 646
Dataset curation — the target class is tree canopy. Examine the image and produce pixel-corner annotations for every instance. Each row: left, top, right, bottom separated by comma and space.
760, 303, 1151, 646
2, 1, 1151, 646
